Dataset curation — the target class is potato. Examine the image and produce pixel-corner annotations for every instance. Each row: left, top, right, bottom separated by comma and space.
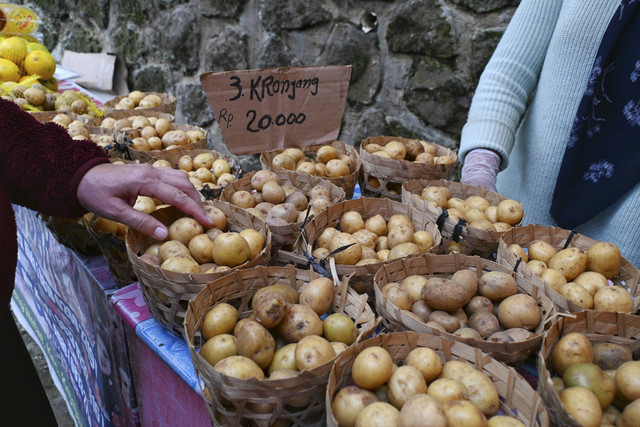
231, 190, 255, 208
381, 282, 413, 311
422, 277, 472, 311
615, 361, 640, 402
199, 334, 237, 367
563, 362, 615, 409
593, 286, 634, 313
487, 415, 526, 427
323, 312, 357, 345
277, 304, 323, 343
364, 214, 387, 236
496, 199, 524, 225
497, 294, 541, 330
158, 240, 191, 261
443, 399, 488, 426
299, 277, 334, 316
330, 232, 362, 265
212, 232, 251, 267
160, 254, 201, 273
202, 302, 238, 340
429, 311, 460, 333
285, 190, 309, 211
203, 205, 227, 230
213, 355, 264, 380
188, 233, 215, 264
548, 247, 588, 281
398, 394, 446, 427
411, 300, 433, 321
454, 327, 483, 340
441, 360, 499, 416
586, 241, 621, 279
618, 398, 640, 427
478, 271, 518, 301
355, 401, 400, 427
294, 335, 336, 371
451, 269, 479, 299
269, 203, 299, 223
526, 260, 547, 276
239, 229, 265, 259
404, 347, 442, 383
540, 267, 568, 293
326, 159, 351, 177
235, 319, 275, 369
252, 283, 298, 306
507, 244, 528, 262
528, 240, 557, 264
353, 229, 378, 249
487, 331, 514, 343
573, 271, 608, 296
272, 152, 295, 170
428, 378, 468, 404
316, 145, 339, 163
340, 211, 365, 234
168, 217, 203, 245
250, 170, 278, 191
387, 365, 428, 409
352, 346, 394, 390
252, 291, 289, 328
161, 129, 188, 148
331, 386, 379, 427
560, 282, 594, 309
387, 214, 413, 231
401, 275, 428, 302
262, 181, 287, 204
465, 296, 494, 317
592, 342, 632, 371
551, 332, 593, 375
268, 343, 297, 373
559, 387, 602, 427
468, 312, 501, 339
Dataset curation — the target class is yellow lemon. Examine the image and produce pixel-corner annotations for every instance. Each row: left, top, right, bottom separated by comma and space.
26, 42, 49, 54
0, 37, 28, 64
0, 59, 22, 82
24, 50, 56, 80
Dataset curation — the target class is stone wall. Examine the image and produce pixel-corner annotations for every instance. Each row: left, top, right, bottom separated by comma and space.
20, 0, 519, 170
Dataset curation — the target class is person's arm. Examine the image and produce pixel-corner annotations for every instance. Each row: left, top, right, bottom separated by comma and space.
0, 98, 109, 218
460, 0, 563, 188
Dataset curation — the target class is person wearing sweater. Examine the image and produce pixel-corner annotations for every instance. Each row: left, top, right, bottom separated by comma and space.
459, 0, 640, 267
0, 97, 212, 425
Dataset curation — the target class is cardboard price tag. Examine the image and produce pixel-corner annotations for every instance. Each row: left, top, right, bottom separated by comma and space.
200, 65, 352, 155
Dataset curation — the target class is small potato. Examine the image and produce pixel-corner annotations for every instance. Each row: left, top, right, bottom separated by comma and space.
355, 402, 400, 427
387, 365, 428, 409
387, 224, 414, 248
352, 346, 394, 390
451, 269, 478, 299
277, 304, 323, 343
388, 242, 420, 260
441, 361, 499, 416
548, 247, 588, 281
188, 233, 215, 264
250, 170, 278, 191
381, 283, 413, 311
454, 327, 483, 340
496, 199, 524, 225
573, 271, 609, 296
331, 386, 379, 427
560, 282, 594, 309
199, 334, 237, 367
239, 229, 265, 260
272, 152, 295, 170
168, 217, 204, 246
352, 229, 378, 249
398, 394, 445, 427
540, 268, 568, 293
593, 285, 634, 313
326, 159, 350, 177
285, 191, 309, 212
443, 399, 488, 426
528, 240, 557, 264
465, 295, 494, 317
478, 271, 518, 301
340, 211, 365, 234
422, 277, 472, 312
429, 311, 460, 333
507, 244, 528, 262
551, 332, 593, 375
316, 145, 339, 163
365, 214, 387, 236
329, 232, 362, 265
294, 335, 335, 370
261, 181, 287, 204
497, 294, 541, 330
559, 387, 602, 427
387, 214, 413, 232
230, 190, 255, 208
213, 355, 264, 380
413, 230, 434, 252
592, 342, 633, 371
526, 260, 547, 277
411, 300, 433, 322
428, 378, 468, 404
404, 347, 442, 383
401, 275, 428, 302
317, 227, 339, 249
586, 241, 621, 279
299, 277, 334, 316
468, 312, 501, 339
615, 360, 640, 402
158, 240, 191, 261
202, 302, 238, 340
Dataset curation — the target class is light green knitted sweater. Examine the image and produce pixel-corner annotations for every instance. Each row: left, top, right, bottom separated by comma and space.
459, 0, 640, 266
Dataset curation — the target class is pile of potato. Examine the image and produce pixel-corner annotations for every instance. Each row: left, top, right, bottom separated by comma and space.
417, 185, 524, 232
151, 152, 236, 194
139, 206, 265, 274
331, 345, 524, 426
227, 170, 334, 226
270, 145, 355, 178
548, 331, 639, 427
7, 83, 57, 111
506, 240, 633, 312
199, 278, 358, 382
381, 268, 542, 342
363, 139, 455, 166
112, 90, 165, 110
313, 212, 436, 265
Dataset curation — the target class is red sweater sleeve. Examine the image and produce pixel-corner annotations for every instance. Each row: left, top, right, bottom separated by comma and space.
0, 98, 109, 218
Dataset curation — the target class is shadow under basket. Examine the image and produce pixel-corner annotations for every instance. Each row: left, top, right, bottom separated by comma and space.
84, 219, 136, 288
38, 213, 102, 256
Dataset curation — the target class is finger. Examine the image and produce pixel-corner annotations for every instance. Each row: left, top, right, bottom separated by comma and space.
143, 181, 213, 226
102, 199, 169, 240
154, 167, 202, 203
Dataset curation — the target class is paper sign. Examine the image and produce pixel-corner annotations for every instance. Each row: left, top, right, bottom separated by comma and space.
200, 65, 352, 155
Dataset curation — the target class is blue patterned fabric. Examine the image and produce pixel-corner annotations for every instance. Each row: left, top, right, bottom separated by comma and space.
551, 0, 640, 228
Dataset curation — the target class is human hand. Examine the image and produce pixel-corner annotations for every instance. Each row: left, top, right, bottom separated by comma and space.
460, 148, 501, 193
77, 163, 213, 240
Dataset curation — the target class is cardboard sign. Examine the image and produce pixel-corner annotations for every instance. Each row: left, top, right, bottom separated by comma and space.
200, 65, 352, 155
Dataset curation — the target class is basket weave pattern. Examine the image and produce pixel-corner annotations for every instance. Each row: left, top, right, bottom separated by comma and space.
184, 265, 378, 427
104, 91, 177, 115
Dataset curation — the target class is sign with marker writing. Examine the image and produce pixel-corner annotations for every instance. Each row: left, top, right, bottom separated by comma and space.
200, 65, 352, 155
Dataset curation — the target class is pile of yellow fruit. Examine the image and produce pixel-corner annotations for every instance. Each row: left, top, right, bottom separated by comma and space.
0, 35, 56, 86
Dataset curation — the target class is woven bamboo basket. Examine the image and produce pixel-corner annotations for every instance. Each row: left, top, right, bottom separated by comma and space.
220, 169, 346, 246
30, 110, 101, 126
104, 91, 177, 115
146, 148, 243, 200
83, 215, 136, 288
326, 331, 549, 426
402, 179, 521, 256
496, 224, 640, 314
538, 310, 640, 426
100, 110, 175, 123
116, 123, 209, 163
294, 197, 442, 294
184, 265, 379, 427
373, 253, 556, 364
259, 140, 361, 199
38, 213, 102, 255
126, 201, 272, 335
359, 136, 458, 201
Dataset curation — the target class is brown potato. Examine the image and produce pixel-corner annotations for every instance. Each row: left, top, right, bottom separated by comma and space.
593, 342, 633, 371
399, 394, 446, 427
261, 181, 287, 204
465, 295, 494, 317
428, 378, 468, 405
352, 346, 394, 390
586, 241, 621, 279
331, 386, 379, 427
299, 277, 334, 316
294, 335, 335, 370
411, 300, 433, 322
528, 240, 557, 264
548, 247, 588, 281
468, 312, 501, 339
422, 277, 472, 311
329, 232, 363, 265
252, 291, 289, 328
559, 387, 602, 427
235, 319, 275, 369
593, 286, 633, 313
278, 304, 323, 343
497, 294, 541, 330
478, 271, 518, 301
451, 269, 478, 299
429, 311, 460, 333
213, 355, 264, 380
551, 332, 593, 375
387, 365, 428, 409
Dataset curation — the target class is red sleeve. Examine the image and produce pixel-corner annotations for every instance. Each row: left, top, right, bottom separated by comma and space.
0, 98, 109, 218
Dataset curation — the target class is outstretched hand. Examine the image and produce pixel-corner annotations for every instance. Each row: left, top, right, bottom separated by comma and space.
76, 163, 213, 239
